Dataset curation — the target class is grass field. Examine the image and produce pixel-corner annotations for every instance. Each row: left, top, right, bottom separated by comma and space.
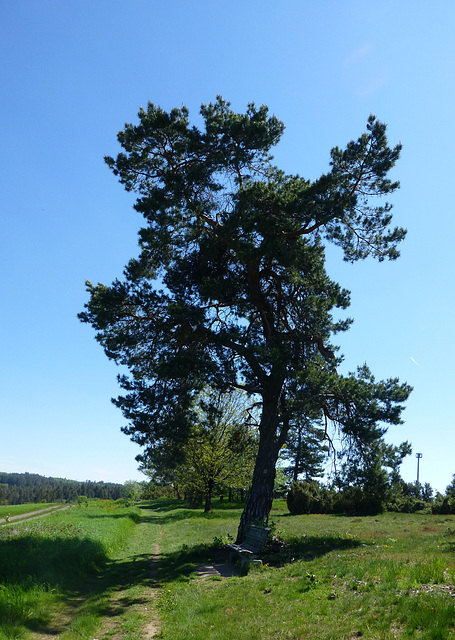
0, 501, 142, 640
149, 500, 455, 640
0, 499, 454, 639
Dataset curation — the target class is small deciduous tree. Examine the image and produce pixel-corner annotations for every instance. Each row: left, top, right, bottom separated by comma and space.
122, 480, 144, 502
79, 97, 411, 541
174, 389, 257, 512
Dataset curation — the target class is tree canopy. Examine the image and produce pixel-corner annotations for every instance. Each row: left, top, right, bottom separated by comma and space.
172, 388, 257, 512
279, 415, 328, 483
79, 97, 411, 541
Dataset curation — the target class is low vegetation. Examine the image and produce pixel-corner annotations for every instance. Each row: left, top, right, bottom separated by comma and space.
0, 500, 141, 640
154, 500, 455, 640
1, 498, 455, 639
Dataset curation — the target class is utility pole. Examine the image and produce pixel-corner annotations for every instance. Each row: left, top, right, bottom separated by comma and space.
416, 452, 423, 484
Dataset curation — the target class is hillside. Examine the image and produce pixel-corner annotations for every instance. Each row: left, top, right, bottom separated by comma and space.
0, 471, 123, 504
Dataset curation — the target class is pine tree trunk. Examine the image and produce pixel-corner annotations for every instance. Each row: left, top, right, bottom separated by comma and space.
236, 401, 281, 542
293, 427, 302, 483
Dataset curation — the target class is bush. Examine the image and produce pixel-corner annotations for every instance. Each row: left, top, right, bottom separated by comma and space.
332, 486, 386, 516
332, 486, 364, 515
411, 499, 428, 513
432, 496, 455, 515
287, 481, 333, 515
141, 484, 175, 500
288, 481, 432, 516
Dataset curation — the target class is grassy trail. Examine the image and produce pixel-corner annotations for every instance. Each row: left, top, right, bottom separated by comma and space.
0, 503, 163, 640
93, 504, 163, 640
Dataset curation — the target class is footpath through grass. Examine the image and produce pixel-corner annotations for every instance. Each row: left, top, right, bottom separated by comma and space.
1, 499, 455, 639
0, 501, 159, 640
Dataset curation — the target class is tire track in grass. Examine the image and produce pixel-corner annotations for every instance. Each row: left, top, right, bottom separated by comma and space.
0, 505, 69, 524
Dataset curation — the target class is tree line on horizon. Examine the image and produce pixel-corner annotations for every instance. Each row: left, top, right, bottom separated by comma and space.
0, 472, 124, 505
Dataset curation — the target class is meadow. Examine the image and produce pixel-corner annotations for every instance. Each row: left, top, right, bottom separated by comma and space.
0, 499, 454, 639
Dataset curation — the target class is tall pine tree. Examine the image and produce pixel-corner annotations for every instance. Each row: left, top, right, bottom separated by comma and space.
79, 97, 411, 541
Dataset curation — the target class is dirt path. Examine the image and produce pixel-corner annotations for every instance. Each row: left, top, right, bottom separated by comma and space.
94, 515, 163, 640
143, 541, 161, 639
195, 561, 238, 578
0, 505, 69, 524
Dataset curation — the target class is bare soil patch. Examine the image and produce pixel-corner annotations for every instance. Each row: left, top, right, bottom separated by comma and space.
195, 562, 239, 579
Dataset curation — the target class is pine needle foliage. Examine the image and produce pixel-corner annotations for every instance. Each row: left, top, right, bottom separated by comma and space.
79, 98, 411, 541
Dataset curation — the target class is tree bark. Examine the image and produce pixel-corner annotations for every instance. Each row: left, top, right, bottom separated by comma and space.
293, 426, 302, 483
236, 400, 281, 542
204, 482, 214, 513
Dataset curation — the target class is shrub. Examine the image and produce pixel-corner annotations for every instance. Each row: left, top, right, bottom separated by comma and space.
332, 486, 386, 516
141, 484, 175, 500
432, 496, 455, 515
287, 481, 333, 515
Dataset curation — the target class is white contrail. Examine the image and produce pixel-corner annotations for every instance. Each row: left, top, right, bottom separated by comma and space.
410, 357, 421, 367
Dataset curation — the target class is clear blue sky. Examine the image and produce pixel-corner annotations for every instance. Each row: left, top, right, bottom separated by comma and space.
1, 1, 454, 492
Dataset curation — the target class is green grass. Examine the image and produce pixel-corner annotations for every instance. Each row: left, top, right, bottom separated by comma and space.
0, 504, 60, 520
153, 501, 455, 640
0, 501, 142, 640
1, 499, 455, 639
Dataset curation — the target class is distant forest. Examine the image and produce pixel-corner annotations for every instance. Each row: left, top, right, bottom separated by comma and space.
0, 472, 124, 505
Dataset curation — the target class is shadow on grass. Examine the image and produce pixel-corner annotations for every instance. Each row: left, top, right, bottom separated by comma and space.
0, 531, 108, 636
85, 512, 143, 523
156, 544, 228, 584
154, 534, 364, 583
138, 501, 243, 525
264, 534, 363, 566
0, 537, 161, 637
140, 498, 245, 512
0, 532, 108, 591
